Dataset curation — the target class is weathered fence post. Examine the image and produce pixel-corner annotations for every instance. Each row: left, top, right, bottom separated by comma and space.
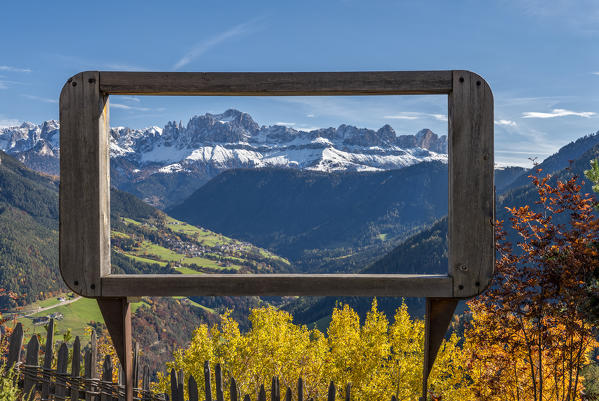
230, 377, 238, 401
258, 384, 266, 401
215, 363, 224, 401
23, 334, 39, 400
142, 366, 152, 401
101, 354, 113, 401
118, 362, 126, 401
284, 387, 292, 401
170, 368, 178, 401
55, 343, 69, 398
177, 369, 184, 401
7, 322, 23, 369
204, 361, 213, 401
41, 319, 55, 400
271, 376, 280, 401
188, 374, 198, 401
327, 381, 336, 401
85, 331, 98, 401
71, 336, 81, 401
243, 395, 251, 401
297, 378, 304, 401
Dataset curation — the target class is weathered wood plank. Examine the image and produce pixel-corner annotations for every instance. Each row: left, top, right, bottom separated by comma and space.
85, 331, 98, 401
258, 385, 266, 401
7, 322, 23, 368
101, 355, 113, 401
71, 336, 81, 401
243, 395, 251, 401
23, 334, 39, 401
55, 343, 69, 398
177, 369, 184, 401
297, 378, 303, 401
133, 343, 139, 390
99, 71, 453, 96
345, 383, 351, 401
448, 70, 494, 297
204, 361, 213, 401
170, 369, 178, 401
59, 70, 110, 297
101, 274, 452, 297
327, 381, 335, 401
215, 363, 224, 401
41, 319, 54, 400
142, 366, 151, 401
271, 377, 279, 401
230, 377, 238, 401
189, 374, 199, 401
285, 387, 291, 401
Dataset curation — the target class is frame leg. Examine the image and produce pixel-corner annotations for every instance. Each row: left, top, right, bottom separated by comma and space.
421, 298, 458, 400
98, 297, 133, 401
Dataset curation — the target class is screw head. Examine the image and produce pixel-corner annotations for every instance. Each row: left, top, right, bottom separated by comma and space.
459, 77, 464, 83
457, 264, 469, 272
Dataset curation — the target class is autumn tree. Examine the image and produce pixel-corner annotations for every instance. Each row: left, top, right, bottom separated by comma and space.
466, 170, 599, 401
154, 300, 470, 401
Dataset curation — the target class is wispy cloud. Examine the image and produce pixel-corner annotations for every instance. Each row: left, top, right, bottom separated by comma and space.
384, 114, 418, 120
120, 96, 141, 103
0, 79, 25, 89
522, 108, 596, 119
384, 112, 447, 122
275, 122, 295, 126
0, 65, 31, 73
306, 114, 315, 118
21, 94, 58, 104
495, 119, 518, 127
593, 72, 599, 76
111, 103, 151, 112
173, 18, 263, 70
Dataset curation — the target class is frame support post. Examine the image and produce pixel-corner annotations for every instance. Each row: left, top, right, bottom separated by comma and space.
421, 298, 458, 400
98, 298, 133, 401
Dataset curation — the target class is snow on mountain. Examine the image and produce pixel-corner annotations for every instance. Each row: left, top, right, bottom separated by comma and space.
0, 109, 447, 175
0, 109, 448, 206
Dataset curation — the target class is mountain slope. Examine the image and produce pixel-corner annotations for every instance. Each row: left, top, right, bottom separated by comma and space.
168, 161, 449, 262
0, 151, 290, 309
285, 132, 599, 324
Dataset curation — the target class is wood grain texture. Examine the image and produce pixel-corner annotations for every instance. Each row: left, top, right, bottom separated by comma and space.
99, 71, 452, 96
448, 70, 495, 297
23, 334, 39, 401
58, 69, 494, 302
59, 71, 110, 297
101, 274, 453, 297
55, 343, 69, 398
7, 323, 23, 368
71, 337, 81, 401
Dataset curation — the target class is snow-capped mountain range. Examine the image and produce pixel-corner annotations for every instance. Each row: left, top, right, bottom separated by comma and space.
0, 109, 448, 207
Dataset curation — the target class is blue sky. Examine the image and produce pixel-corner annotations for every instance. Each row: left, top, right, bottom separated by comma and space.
0, 0, 597, 166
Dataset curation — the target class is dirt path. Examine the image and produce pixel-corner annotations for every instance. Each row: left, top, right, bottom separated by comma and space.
20, 296, 82, 318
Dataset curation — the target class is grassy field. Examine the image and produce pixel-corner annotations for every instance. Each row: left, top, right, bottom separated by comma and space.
16, 297, 150, 341
166, 217, 231, 247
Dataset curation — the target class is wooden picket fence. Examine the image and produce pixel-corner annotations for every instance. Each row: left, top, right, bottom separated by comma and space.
163, 360, 365, 401
4, 320, 164, 400
3, 319, 404, 401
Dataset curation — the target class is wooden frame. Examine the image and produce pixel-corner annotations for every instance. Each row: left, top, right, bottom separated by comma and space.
59, 70, 494, 300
